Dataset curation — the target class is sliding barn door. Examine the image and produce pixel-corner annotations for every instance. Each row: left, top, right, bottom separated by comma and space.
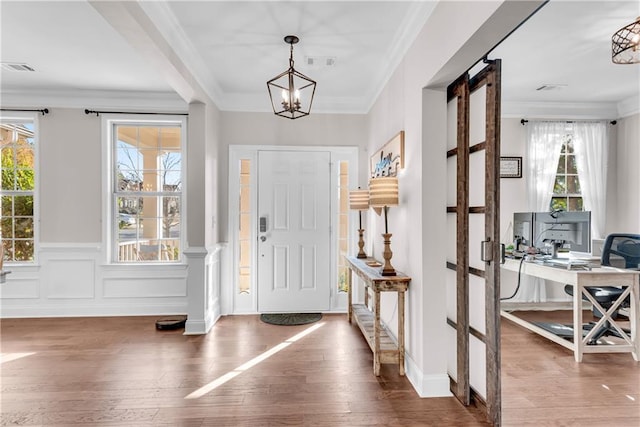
445, 59, 502, 425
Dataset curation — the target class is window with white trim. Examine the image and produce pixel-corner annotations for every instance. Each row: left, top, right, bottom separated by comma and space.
551, 135, 583, 212
1, 117, 37, 263
110, 119, 184, 263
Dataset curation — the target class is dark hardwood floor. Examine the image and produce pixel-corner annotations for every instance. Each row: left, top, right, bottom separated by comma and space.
1, 311, 638, 426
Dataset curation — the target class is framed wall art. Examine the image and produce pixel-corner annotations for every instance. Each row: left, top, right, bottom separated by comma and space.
370, 130, 404, 178
500, 156, 522, 178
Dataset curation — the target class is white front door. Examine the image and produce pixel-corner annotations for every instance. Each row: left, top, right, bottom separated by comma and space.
257, 150, 331, 313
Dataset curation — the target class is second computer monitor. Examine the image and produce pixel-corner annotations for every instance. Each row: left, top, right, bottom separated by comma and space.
533, 210, 591, 254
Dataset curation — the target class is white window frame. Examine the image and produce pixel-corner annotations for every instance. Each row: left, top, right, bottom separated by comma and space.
0, 112, 39, 265
102, 114, 187, 264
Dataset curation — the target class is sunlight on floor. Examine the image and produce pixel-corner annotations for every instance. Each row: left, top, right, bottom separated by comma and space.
185, 322, 325, 399
0, 352, 36, 364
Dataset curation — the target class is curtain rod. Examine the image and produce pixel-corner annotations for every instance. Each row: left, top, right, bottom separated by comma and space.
520, 119, 617, 126
1, 108, 49, 115
84, 109, 188, 117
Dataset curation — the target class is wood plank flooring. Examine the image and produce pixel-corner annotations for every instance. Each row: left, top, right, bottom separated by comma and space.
502, 310, 639, 426
1, 312, 638, 426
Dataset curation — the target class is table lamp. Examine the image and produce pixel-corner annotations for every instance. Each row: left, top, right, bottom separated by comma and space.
369, 176, 399, 276
349, 188, 370, 259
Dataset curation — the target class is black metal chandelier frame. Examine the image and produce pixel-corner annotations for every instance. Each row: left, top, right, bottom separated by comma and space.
267, 35, 317, 119
612, 16, 640, 64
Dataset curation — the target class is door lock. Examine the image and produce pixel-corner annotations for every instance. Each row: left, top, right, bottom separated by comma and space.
260, 235, 267, 242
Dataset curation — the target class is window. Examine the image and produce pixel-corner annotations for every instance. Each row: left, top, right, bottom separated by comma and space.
111, 121, 184, 263
337, 161, 349, 293
1, 119, 36, 263
551, 135, 583, 212
238, 159, 251, 294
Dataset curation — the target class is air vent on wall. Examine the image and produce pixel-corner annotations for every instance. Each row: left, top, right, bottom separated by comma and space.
536, 84, 567, 91
1, 62, 35, 72
305, 56, 337, 68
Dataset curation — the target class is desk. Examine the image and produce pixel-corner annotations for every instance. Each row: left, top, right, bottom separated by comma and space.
345, 256, 410, 376
501, 258, 639, 362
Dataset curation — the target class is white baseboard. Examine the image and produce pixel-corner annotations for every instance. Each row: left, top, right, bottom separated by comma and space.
405, 352, 453, 398
0, 302, 187, 318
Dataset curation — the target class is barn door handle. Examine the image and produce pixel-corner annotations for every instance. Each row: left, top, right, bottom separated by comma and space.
500, 243, 506, 264
480, 239, 493, 262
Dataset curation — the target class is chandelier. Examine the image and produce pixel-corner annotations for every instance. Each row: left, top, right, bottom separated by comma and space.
612, 16, 640, 64
267, 35, 317, 119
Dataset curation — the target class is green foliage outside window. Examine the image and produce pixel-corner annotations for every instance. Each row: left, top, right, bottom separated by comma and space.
1, 134, 35, 262
551, 136, 583, 212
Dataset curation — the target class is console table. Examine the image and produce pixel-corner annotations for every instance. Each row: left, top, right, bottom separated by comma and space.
501, 258, 639, 362
345, 256, 410, 376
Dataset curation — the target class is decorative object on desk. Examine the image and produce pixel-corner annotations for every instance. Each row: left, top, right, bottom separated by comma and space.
612, 16, 640, 64
366, 261, 382, 267
500, 156, 522, 178
349, 188, 370, 259
267, 35, 317, 119
370, 131, 404, 178
260, 313, 322, 326
369, 176, 399, 276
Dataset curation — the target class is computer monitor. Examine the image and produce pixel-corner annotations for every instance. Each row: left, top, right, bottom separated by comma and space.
513, 212, 534, 250
533, 211, 591, 257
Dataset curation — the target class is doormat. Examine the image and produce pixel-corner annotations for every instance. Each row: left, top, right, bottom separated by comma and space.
260, 313, 322, 326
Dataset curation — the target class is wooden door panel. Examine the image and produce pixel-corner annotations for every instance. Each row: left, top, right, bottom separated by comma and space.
445, 59, 502, 425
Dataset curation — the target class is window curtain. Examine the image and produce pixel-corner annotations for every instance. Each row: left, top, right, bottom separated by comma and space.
515, 121, 567, 302
572, 121, 608, 240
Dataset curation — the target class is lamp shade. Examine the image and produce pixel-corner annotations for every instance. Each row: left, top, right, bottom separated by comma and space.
349, 189, 369, 211
612, 16, 640, 64
369, 177, 398, 207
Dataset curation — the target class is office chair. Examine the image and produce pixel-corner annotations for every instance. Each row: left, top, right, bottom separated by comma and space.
564, 233, 640, 344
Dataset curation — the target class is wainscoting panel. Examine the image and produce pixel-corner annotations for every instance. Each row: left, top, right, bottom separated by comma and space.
0, 244, 190, 318
46, 259, 95, 299
0, 277, 40, 299
103, 277, 187, 298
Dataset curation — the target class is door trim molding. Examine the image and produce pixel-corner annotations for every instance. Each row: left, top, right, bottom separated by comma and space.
226, 145, 358, 315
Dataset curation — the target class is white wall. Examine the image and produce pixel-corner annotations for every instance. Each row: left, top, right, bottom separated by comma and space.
40, 109, 102, 242
365, 0, 545, 397
217, 111, 368, 242
612, 112, 640, 234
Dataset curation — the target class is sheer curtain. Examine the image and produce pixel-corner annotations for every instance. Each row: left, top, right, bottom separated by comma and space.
515, 121, 567, 302
573, 121, 609, 239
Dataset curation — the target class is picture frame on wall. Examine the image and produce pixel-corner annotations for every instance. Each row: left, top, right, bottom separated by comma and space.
500, 156, 522, 178
370, 130, 405, 178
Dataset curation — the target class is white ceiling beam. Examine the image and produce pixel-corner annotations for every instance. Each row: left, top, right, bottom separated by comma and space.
89, 0, 211, 105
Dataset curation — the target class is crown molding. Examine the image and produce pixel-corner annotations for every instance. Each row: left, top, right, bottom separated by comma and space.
363, 1, 438, 113
138, 1, 225, 107
617, 94, 640, 118
501, 100, 620, 120
0, 89, 187, 111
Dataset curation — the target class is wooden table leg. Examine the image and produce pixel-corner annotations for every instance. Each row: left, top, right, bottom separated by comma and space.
374, 290, 381, 376
347, 267, 352, 323
573, 279, 584, 362
398, 290, 405, 376
631, 275, 639, 361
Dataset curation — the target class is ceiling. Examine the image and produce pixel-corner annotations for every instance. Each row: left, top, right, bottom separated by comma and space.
1, 1, 638, 118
